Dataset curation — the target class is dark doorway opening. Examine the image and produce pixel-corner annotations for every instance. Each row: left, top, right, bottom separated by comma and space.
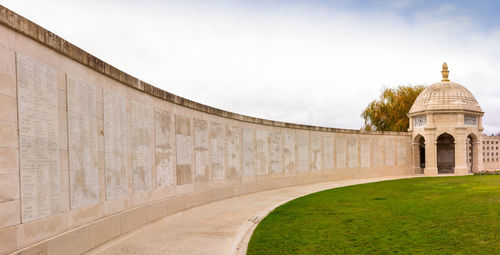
467, 135, 474, 173
437, 133, 455, 174
419, 137, 425, 172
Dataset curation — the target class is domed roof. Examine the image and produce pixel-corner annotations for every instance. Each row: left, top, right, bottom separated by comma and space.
409, 63, 482, 115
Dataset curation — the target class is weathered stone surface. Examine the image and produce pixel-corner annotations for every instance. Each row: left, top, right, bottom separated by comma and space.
297, 132, 309, 172
155, 109, 175, 188
347, 137, 358, 168
323, 136, 334, 170
227, 126, 241, 178
385, 139, 395, 166
0, 226, 16, 254
256, 130, 268, 175
373, 137, 383, 167
311, 134, 322, 170
17, 55, 60, 222
210, 122, 225, 180
194, 119, 209, 183
131, 101, 153, 192
67, 76, 98, 209
269, 130, 282, 174
176, 115, 193, 185
336, 137, 346, 168
104, 90, 128, 200
397, 140, 407, 166
284, 131, 296, 174
47, 227, 89, 255
89, 215, 120, 249
360, 138, 371, 168
242, 128, 255, 177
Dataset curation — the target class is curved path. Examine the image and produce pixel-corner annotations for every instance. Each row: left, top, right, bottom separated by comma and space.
87, 176, 412, 255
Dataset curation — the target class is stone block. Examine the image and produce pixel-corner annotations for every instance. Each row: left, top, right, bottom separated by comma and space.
18, 242, 47, 255
120, 207, 146, 234
89, 215, 120, 249
47, 227, 89, 255
0, 226, 16, 255
0, 173, 19, 202
0, 46, 15, 75
68, 203, 101, 228
0, 122, 17, 149
146, 200, 167, 223
0, 199, 20, 229
0, 72, 16, 97
0, 147, 17, 175
0, 94, 16, 122
16, 213, 67, 248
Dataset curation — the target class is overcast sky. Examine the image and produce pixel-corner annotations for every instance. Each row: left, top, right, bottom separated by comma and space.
2, 0, 500, 134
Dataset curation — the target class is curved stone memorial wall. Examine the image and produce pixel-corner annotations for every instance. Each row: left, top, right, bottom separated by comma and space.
0, 5, 412, 255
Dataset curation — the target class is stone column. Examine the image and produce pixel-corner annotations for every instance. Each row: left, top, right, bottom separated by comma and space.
473, 140, 482, 172
411, 142, 420, 174
424, 134, 438, 175
454, 133, 468, 175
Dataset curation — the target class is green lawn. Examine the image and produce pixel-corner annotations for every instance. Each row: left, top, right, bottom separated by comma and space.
247, 176, 500, 255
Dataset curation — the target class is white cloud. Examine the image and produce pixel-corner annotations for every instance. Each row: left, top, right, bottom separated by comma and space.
1, 0, 500, 134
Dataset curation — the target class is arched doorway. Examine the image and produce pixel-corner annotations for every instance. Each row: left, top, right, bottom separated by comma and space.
467, 135, 473, 173
466, 133, 479, 173
412, 135, 425, 174
419, 137, 426, 171
437, 133, 455, 174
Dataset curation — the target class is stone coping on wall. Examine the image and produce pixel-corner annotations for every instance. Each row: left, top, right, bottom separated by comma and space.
0, 4, 409, 136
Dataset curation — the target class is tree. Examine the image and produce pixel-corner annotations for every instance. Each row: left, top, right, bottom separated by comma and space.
361, 85, 425, 132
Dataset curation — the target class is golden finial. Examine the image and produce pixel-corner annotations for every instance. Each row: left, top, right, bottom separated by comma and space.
441, 62, 450, 82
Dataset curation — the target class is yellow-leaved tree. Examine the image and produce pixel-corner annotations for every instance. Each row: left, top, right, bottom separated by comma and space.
361, 85, 425, 132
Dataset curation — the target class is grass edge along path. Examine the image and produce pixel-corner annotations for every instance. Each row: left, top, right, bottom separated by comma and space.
247, 176, 500, 255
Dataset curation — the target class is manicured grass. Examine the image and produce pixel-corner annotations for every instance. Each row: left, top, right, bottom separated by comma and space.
247, 176, 500, 254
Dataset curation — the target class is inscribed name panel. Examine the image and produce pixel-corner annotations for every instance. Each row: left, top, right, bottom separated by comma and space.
373, 138, 383, 167
210, 122, 225, 180
104, 90, 128, 200
194, 119, 209, 183
17, 55, 60, 222
227, 126, 241, 178
256, 130, 268, 175
311, 134, 322, 170
347, 137, 358, 168
155, 109, 175, 188
360, 138, 371, 168
385, 139, 395, 166
242, 128, 255, 177
131, 101, 153, 192
297, 132, 309, 172
67, 76, 98, 209
176, 115, 192, 185
323, 136, 334, 170
336, 137, 346, 169
284, 131, 296, 174
269, 130, 282, 174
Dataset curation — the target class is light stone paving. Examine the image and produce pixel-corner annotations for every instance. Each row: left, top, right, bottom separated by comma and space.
87, 176, 413, 255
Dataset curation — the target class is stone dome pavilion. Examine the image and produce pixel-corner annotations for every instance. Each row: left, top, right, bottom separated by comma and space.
408, 63, 484, 175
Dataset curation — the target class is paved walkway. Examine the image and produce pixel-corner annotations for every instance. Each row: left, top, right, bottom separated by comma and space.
87, 176, 412, 255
